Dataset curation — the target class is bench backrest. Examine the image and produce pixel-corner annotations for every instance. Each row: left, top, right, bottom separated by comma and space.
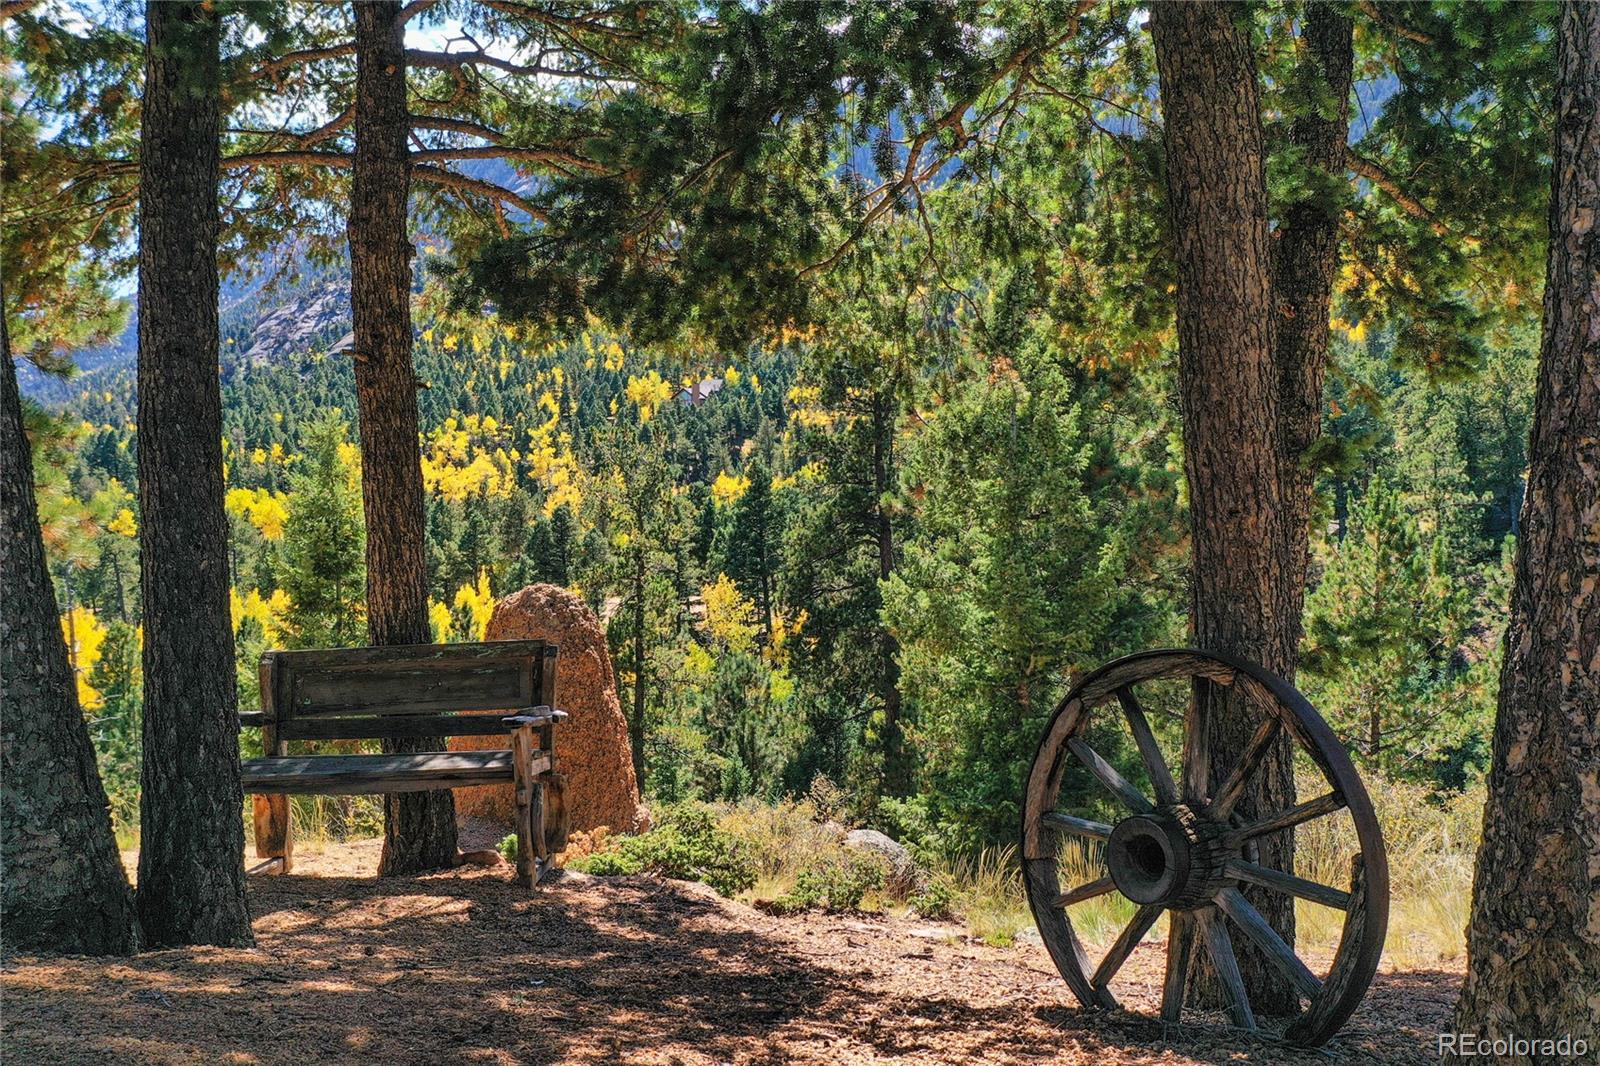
258, 640, 558, 744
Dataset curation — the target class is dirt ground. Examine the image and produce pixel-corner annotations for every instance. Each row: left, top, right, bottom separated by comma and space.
2, 840, 1461, 1066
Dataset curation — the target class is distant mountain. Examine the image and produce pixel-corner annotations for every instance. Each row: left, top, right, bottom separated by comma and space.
18, 159, 528, 407
19, 259, 354, 407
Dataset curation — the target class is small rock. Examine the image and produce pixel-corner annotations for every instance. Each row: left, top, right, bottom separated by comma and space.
458, 848, 505, 867
1014, 926, 1044, 947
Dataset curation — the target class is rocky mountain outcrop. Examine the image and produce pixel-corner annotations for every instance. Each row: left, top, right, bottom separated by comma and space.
452, 584, 648, 835
239, 282, 351, 367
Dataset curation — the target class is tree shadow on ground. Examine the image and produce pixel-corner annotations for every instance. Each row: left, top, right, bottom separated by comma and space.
2, 866, 1465, 1066
4, 869, 851, 1064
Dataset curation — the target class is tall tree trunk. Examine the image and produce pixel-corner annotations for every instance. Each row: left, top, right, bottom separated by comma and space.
1453, 2, 1600, 1052
1151, 1, 1299, 1015
1, 303, 141, 956
630, 552, 647, 787
350, 0, 458, 875
871, 395, 906, 793
133, 0, 253, 948
1272, 1, 1354, 631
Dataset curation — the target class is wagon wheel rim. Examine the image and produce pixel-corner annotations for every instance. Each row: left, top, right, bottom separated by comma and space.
1019, 648, 1390, 1049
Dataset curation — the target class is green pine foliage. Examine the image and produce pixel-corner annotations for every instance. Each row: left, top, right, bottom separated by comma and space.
1300, 478, 1502, 784
19, 0, 1557, 856
279, 415, 366, 648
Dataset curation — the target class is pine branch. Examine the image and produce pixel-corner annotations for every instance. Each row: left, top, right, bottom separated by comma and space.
412, 163, 548, 220
1357, 1, 1437, 47
1345, 149, 1450, 235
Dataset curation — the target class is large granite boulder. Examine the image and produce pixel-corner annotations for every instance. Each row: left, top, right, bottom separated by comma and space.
843, 828, 925, 899
452, 584, 648, 834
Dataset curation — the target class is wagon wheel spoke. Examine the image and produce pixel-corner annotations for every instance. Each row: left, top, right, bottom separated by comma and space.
1224, 858, 1351, 910
1052, 876, 1116, 908
1214, 886, 1323, 1002
1196, 908, 1256, 1030
1066, 737, 1154, 813
1161, 910, 1195, 1022
1230, 791, 1345, 842
1091, 904, 1164, 992
1210, 717, 1280, 820
1041, 811, 1113, 840
1116, 687, 1179, 806
1180, 684, 1210, 804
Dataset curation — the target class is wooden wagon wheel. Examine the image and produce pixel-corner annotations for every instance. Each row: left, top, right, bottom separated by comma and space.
1020, 649, 1389, 1048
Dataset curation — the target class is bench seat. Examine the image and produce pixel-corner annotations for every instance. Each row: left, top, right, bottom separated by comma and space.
240, 749, 552, 795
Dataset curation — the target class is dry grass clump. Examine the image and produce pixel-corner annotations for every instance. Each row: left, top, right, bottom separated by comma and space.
703, 771, 1480, 965
1295, 771, 1481, 968
714, 798, 864, 901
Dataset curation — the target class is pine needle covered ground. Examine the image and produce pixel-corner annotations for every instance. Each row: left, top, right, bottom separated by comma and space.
2, 840, 1460, 1066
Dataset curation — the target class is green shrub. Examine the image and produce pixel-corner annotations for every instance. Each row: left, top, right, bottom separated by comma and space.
567, 804, 756, 897
770, 852, 885, 914
910, 872, 957, 920
497, 833, 518, 863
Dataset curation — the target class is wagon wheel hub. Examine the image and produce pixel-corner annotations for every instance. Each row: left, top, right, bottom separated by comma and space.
1106, 806, 1230, 909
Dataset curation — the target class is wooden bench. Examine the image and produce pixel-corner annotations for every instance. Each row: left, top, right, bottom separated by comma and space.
239, 640, 569, 887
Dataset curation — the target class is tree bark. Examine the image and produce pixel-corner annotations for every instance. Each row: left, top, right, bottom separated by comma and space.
1453, 2, 1600, 1053
133, 0, 254, 948
349, 0, 457, 874
1, 304, 141, 956
1151, 1, 1299, 1015
871, 395, 906, 793
631, 550, 647, 787
1272, 1, 1353, 632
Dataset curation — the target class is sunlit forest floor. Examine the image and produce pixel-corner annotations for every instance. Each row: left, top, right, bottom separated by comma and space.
3, 840, 1461, 1065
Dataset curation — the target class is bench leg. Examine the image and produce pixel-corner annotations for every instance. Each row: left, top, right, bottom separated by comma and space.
511, 727, 544, 889
253, 794, 293, 874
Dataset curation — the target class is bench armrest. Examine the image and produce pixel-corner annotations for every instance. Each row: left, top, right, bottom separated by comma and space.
502, 707, 568, 727
239, 711, 269, 728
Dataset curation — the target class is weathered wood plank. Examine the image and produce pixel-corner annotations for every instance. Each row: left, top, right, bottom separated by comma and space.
1229, 791, 1344, 843
1210, 716, 1280, 819
270, 709, 557, 742
1196, 907, 1256, 1030
1286, 855, 1380, 1046
1051, 876, 1115, 909
1073, 652, 1235, 705
264, 640, 551, 718
544, 771, 571, 855
1022, 697, 1087, 858
1090, 904, 1163, 993
240, 750, 550, 795
511, 726, 538, 888
1040, 811, 1114, 841
1023, 857, 1117, 1010
1181, 679, 1210, 804
1161, 910, 1194, 1023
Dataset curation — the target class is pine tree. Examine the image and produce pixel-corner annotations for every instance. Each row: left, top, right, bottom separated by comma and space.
280, 415, 366, 648
723, 459, 777, 633
133, 0, 253, 948
884, 353, 1144, 847
1454, 3, 1600, 1049
1300, 478, 1486, 778
1, 305, 139, 956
